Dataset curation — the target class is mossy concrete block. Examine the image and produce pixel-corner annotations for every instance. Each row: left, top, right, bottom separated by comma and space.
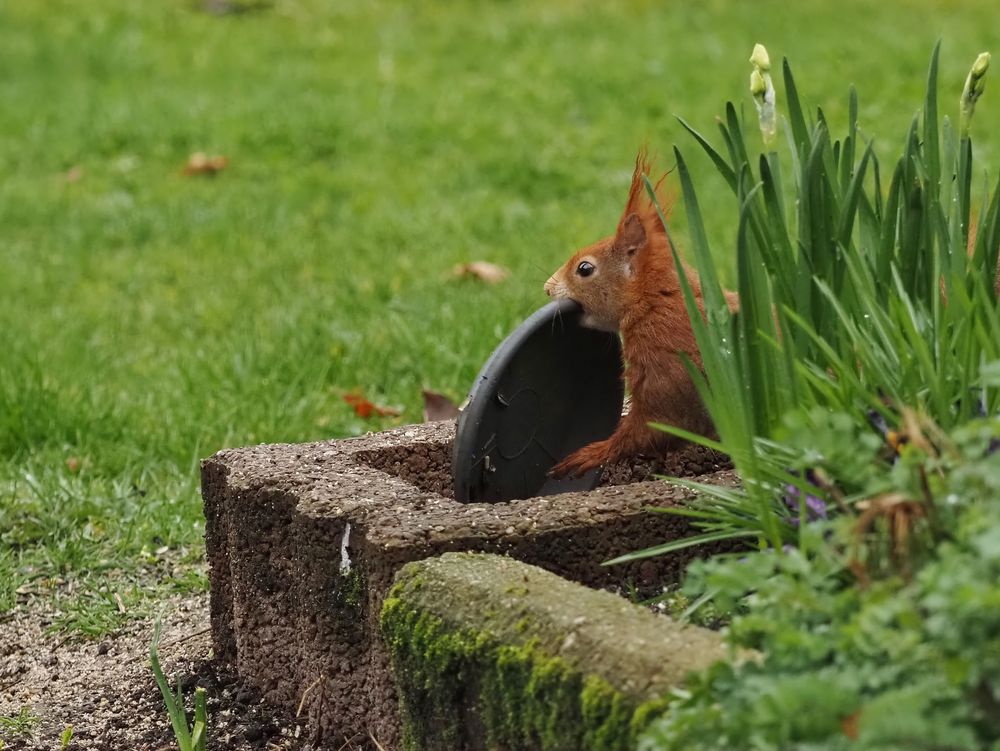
202, 420, 736, 747
382, 552, 727, 751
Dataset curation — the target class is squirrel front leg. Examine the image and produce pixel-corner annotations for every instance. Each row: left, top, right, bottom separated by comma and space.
549, 409, 658, 479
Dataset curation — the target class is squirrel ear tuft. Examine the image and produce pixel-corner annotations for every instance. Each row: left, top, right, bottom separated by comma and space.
616, 213, 646, 255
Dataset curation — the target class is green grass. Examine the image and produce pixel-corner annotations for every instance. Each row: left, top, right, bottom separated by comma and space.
0, 707, 40, 743
2, 0, 998, 634
150, 619, 209, 751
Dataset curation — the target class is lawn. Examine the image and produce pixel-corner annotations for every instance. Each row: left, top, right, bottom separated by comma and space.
1, 0, 998, 635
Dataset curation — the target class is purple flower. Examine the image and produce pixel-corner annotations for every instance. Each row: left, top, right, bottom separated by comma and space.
782, 476, 828, 526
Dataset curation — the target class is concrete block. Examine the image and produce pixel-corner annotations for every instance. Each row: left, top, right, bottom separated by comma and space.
201, 420, 735, 747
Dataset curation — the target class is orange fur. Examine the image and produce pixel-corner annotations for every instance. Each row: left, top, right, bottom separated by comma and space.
544, 150, 739, 478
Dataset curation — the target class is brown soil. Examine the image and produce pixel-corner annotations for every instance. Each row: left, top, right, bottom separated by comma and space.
0, 592, 310, 751
355, 439, 730, 498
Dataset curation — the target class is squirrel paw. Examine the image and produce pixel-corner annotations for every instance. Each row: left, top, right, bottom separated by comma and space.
549, 441, 609, 479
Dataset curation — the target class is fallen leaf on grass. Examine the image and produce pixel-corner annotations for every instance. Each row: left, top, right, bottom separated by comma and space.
201, 0, 273, 15
421, 389, 461, 422
343, 392, 401, 419
65, 456, 81, 473
182, 152, 229, 176
840, 711, 860, 740
62, 166, 84, 183
451, 261, 509, 284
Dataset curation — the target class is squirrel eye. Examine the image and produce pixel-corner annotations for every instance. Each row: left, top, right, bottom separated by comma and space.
576, 261, 595, 278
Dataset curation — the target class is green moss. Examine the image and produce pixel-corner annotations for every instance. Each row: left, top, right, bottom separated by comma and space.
334, 567, 365, 610
381, 595, 471, 750
380, 590, 672, 751
628, 695, 674, 740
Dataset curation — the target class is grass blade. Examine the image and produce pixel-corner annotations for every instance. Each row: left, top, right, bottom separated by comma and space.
782, 57, 810, 154
603, 529, 761, 566
678, 116, 738, 192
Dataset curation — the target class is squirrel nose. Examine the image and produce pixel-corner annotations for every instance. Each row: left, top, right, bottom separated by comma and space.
543, 276, 556, 296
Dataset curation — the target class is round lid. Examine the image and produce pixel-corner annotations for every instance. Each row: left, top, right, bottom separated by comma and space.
453, 299, 624, 502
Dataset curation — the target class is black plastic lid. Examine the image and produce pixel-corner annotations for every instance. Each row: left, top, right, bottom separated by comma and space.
452, 299, 624, 503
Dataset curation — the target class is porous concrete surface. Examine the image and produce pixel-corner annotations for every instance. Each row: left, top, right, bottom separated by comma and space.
203, 419, 737, 749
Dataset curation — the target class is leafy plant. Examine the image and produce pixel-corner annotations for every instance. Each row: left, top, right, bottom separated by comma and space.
149, 619, 208, 751
621, 43, 1000, 751
640, 416, 1000, 750
612, 43, 1000, 562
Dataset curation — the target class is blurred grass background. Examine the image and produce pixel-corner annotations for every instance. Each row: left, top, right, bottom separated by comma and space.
1, 0, 997, 634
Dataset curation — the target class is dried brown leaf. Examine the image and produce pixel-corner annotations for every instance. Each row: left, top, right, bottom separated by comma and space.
421, 389, 460, 422
852, 492, 928, 583
451, 261, 509, 284
182, 152, 229, 177
343, 392, 401, 419
201, 0, 272, 14
840, 711, 860, 740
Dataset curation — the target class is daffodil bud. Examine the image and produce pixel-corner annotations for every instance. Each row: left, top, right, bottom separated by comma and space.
972, 51, 991, 78
750, 44, 777, 147
960, 51, 991, 138
750, 43, 771, 73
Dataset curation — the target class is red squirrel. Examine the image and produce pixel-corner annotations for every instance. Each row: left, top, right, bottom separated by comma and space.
544, 151, 739, 478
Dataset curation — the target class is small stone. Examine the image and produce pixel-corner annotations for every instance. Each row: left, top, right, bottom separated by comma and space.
97, 641, 111, 655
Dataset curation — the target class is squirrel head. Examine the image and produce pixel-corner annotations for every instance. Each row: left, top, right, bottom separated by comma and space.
544, 151, 671, 332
